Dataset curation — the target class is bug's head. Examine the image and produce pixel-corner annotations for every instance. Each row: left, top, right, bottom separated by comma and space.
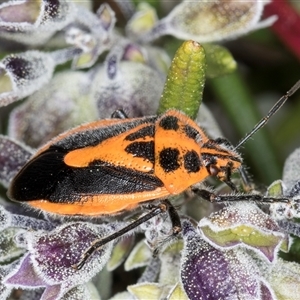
202, 138, 242, 190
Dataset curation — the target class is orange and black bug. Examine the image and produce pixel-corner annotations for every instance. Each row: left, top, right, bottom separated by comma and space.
7, 80, 300, 268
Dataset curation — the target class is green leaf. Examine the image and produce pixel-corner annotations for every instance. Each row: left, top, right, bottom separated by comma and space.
107, 236, 134, 271
199, 203, 284, 261
0, 228, 25, 264
126, 2, 158, 36
202, 224, 283, 248
203, 44, 237, 78
269, 258, 300, 300
159, 240, 183, 285
158, 40, 206, 119
168, 283, 189, 300
267, 180, 284, 197
128, 283, 165, 300
124, 239, 152, 271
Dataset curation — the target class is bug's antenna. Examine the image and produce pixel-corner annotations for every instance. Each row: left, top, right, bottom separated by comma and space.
235, 80, 300, 150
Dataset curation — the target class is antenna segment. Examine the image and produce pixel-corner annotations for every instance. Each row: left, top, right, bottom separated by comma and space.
235, 80, 300, 150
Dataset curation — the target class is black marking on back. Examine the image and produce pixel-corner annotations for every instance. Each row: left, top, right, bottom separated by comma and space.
125, 141, 155, 163
124, 125, 155, 141
183, 150, 201, 173
214, 138, 231, 146
201, 153, 241, 163
159, 116, 179, 131
54, 116, 157, 151
9, 146, 163, 203
159, 148, 180, 173
183, 125, 199, 141
202, 141, 234, 156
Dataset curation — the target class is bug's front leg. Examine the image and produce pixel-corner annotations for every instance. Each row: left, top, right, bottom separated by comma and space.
191, 187, 290, 204
162, 199, 182, 235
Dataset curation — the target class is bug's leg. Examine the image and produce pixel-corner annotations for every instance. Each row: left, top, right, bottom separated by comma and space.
163, 199, 182, 235
191, 188, 290, 204
238, 166, 254, 192
144, 200, 181, 234
219, 161, 239, 193
111, 109, 128, 119
74, 200, 175, 270
224, 165, 254, 193
213, 138, 254, 193
206, 138, 240, 193
223, 177, 238, 193
152, 199, 182, 255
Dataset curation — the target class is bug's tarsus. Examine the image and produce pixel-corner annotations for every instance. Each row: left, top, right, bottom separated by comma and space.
238, 166, 254, 192
192, 189, 218, 203
223, 178, 238, 193
73, 200, 181, 270
221, 161, 238, 192
164, 199, 182, 234
235, 80, 300, 149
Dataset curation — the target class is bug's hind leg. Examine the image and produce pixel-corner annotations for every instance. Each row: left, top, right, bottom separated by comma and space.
73, 200, 181, 270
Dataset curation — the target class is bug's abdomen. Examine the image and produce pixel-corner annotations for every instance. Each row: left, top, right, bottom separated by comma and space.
8, 145, 164, 203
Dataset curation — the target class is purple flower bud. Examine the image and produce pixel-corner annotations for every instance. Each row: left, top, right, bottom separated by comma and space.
0, 0, 76, 45
0, 48, 81, 107
5, 222, 114, 299
181, 220, 270, 300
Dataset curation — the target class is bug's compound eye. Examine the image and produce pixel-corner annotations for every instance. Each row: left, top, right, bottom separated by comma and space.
209, 164, 220, 176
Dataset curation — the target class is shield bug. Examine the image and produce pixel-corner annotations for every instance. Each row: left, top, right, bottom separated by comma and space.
7, 80, 300, 268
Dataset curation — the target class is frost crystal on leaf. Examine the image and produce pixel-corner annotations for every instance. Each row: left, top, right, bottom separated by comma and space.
4, 222, 113, 299
136, 0, 277, 43
199, 202, 285, 262
0, 0, 76, 45
180, 220, 272, 300
8, 71, 94, 148
0, 136, 32, 187
0, 51, 55, 106
91, 59, 164, 119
